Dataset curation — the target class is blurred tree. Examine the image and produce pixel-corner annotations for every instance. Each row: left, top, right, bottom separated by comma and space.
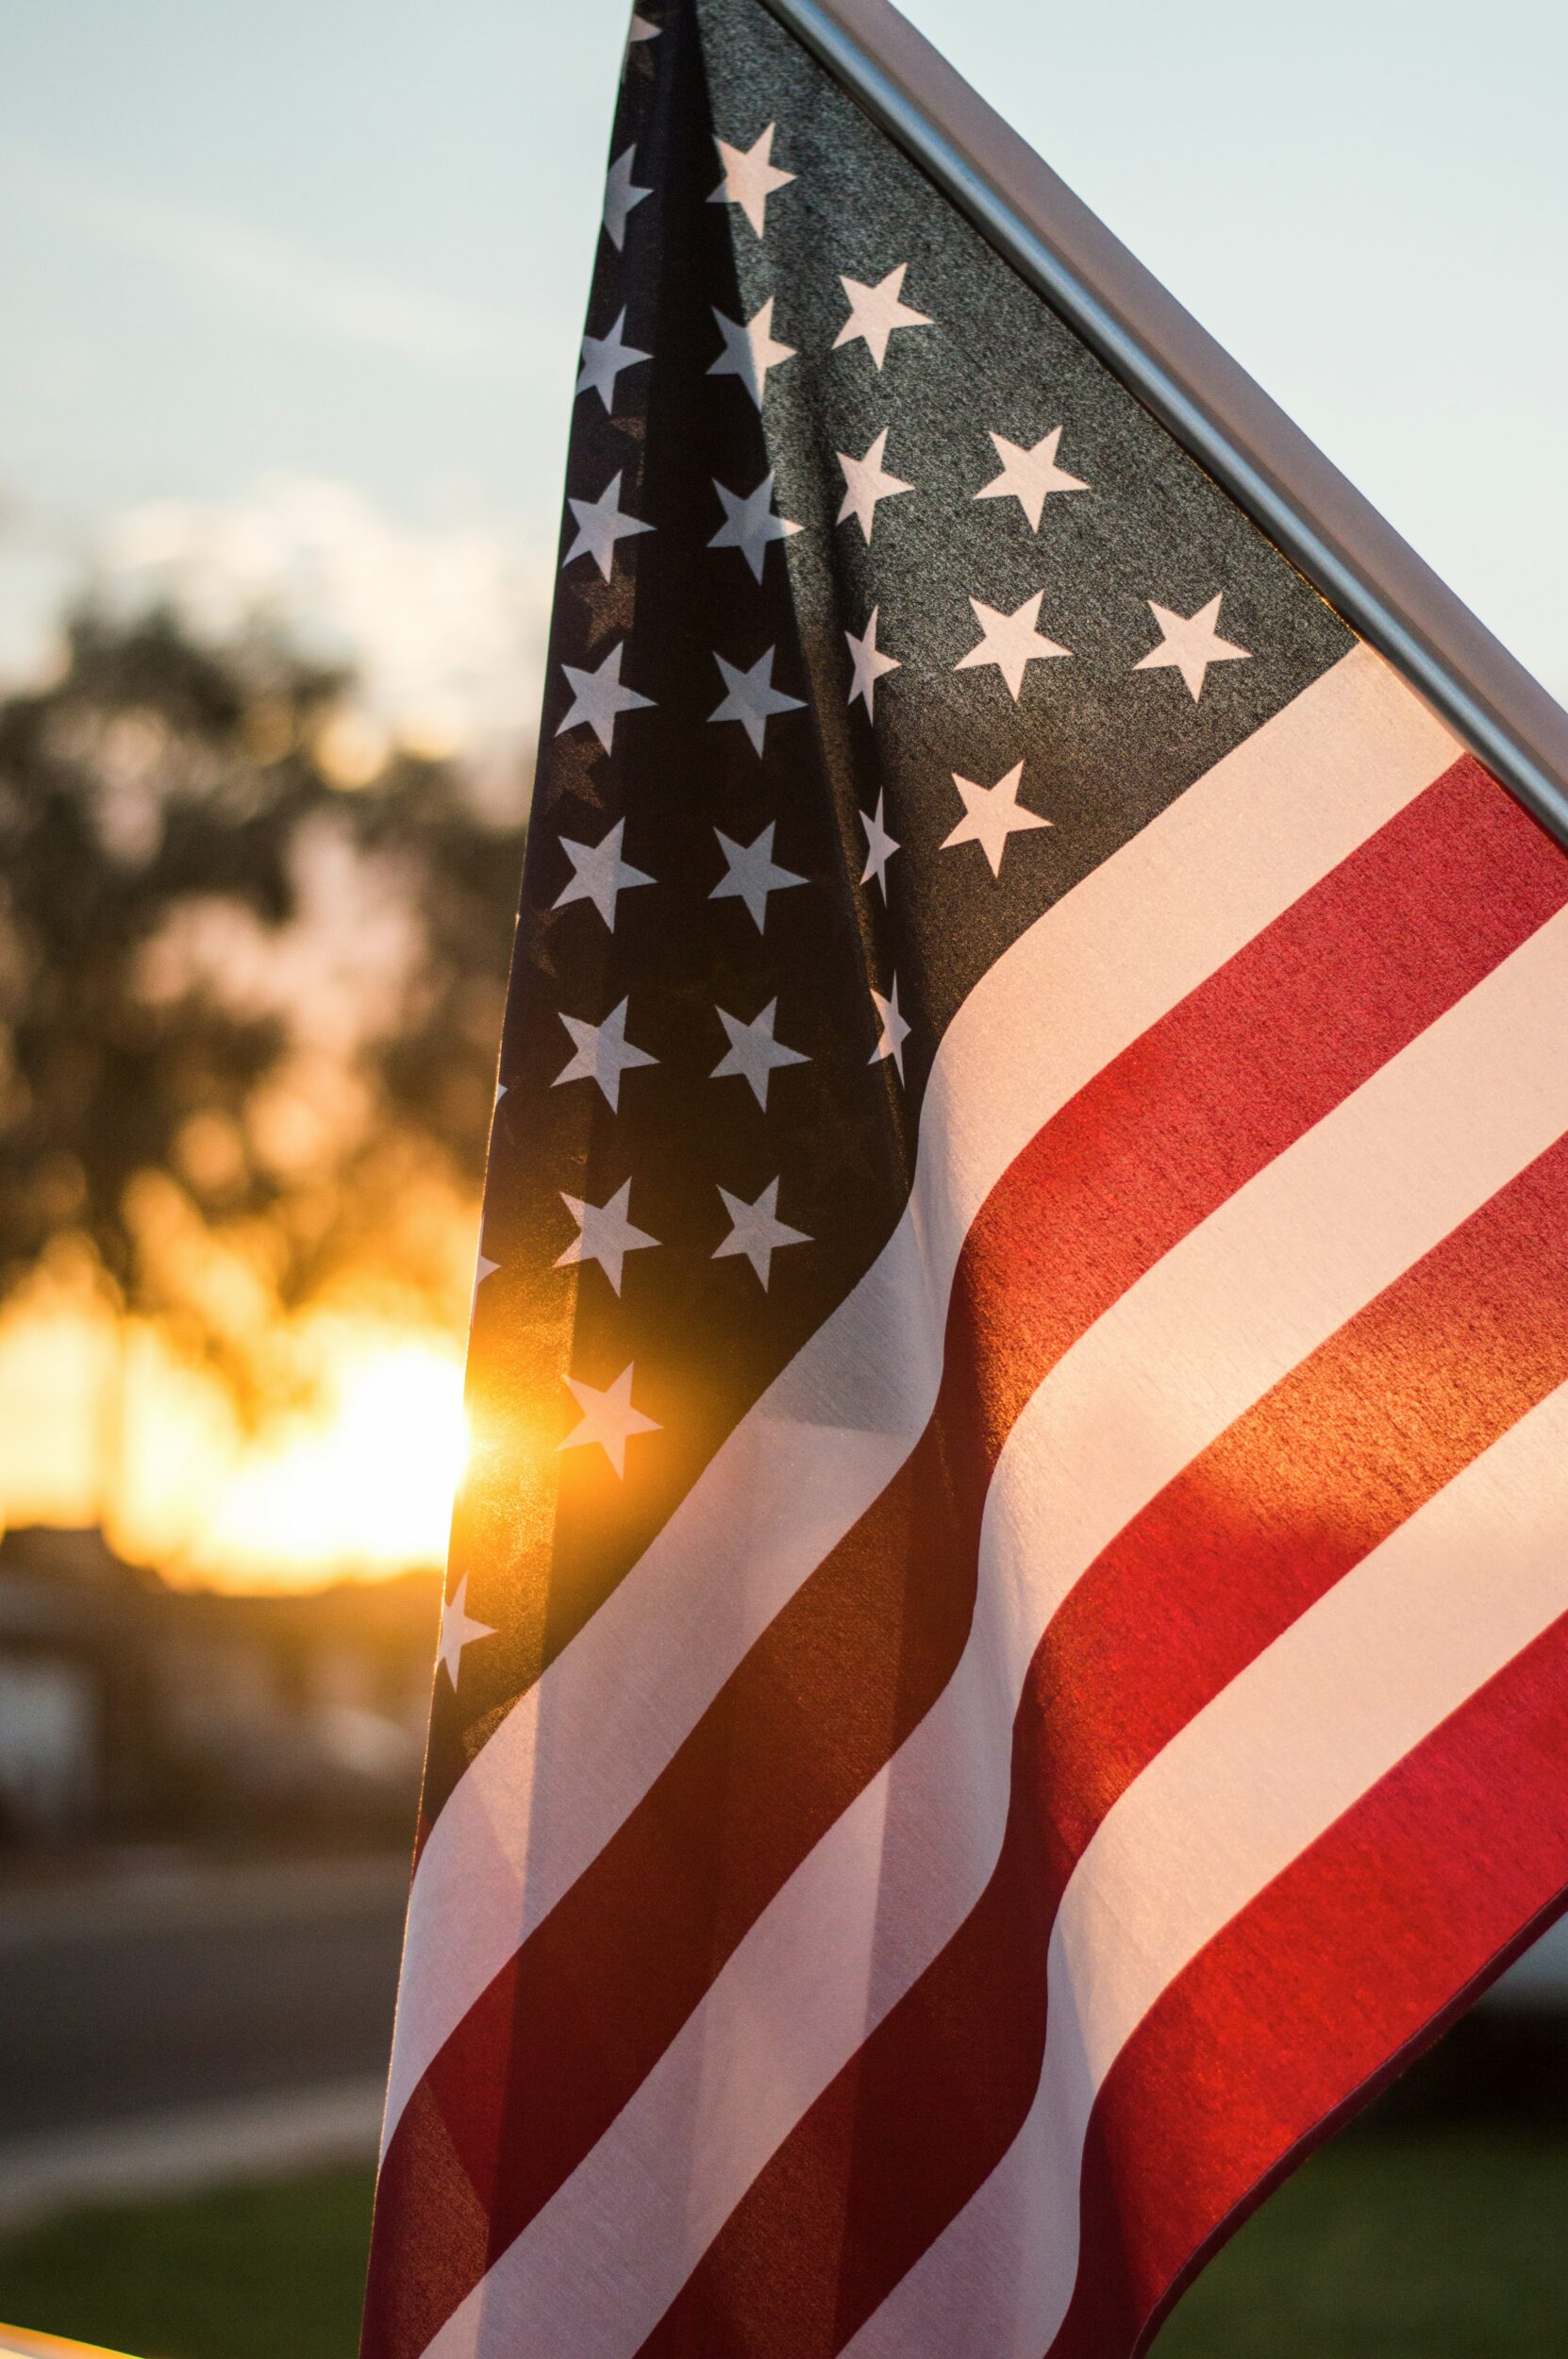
0, 607, 526, 1410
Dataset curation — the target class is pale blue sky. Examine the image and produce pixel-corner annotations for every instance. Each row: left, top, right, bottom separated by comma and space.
1, 0, 1563, 713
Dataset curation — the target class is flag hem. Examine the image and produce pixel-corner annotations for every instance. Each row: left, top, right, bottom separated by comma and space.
757, 0, 1568, 852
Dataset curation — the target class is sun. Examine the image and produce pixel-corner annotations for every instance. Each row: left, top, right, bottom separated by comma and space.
189, 1331, 473, 1589
0, 1281, 474, 1595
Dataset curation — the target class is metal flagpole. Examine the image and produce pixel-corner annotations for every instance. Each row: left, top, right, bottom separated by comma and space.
759, 0, 1568, 854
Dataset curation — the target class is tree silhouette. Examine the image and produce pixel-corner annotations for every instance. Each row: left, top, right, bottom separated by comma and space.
0, 605, 526, 1406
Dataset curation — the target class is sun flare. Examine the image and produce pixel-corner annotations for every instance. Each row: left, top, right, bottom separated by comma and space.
0, 1280, 471, 1594
182, 1334, 471, 1587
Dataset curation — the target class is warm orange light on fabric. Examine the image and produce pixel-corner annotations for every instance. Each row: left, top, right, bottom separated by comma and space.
0, 2326, 138, 2359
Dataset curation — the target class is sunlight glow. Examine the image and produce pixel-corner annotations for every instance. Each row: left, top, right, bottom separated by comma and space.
184, 1334, 471, 1587
0, 1273, 471, 1594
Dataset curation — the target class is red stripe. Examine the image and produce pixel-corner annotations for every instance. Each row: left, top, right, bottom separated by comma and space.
633, 1132, 1568, 2359
361, 757, 1562, 2359
1049, 1609, 1568, 2359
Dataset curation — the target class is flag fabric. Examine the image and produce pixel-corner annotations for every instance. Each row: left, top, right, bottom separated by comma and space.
360, 4, 1568, 2355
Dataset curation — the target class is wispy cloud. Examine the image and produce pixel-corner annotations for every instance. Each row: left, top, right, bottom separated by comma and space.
2, 144, 547, 385
95, 475, 553, 786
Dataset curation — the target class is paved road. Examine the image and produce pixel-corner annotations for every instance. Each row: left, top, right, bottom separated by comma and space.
0, 1855, 408, 2143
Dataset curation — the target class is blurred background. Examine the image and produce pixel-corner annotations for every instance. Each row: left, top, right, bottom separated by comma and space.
0, 1, 1565, 2353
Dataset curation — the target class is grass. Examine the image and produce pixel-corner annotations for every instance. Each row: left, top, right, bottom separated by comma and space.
0, 2129, 1564, 2358
1156, 2127, 1568, 2358
0, 2167, 375, 2359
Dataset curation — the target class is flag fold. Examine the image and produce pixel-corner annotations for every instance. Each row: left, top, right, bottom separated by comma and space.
360, 7, 1568, 2357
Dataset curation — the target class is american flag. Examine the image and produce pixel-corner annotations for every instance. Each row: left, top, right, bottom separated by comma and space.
360, 3, 1568, 2355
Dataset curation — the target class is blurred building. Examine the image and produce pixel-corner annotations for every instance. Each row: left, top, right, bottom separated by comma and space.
0, 1527, 438, 1849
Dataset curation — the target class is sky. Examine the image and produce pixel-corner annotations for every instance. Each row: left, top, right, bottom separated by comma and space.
1, 0, 1565, 741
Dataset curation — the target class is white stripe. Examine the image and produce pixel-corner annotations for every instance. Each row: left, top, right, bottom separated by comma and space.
847, 1377, 1568, 2359
385, 645, 1454, 2139
424, 895, 1568, 2359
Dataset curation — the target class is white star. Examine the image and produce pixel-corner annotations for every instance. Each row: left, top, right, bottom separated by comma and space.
555, 1180, 659, 1295
859, 793, 899, 898
626, 10, 659, 43
556, 641, 655, 753
975, 427, 1089, 529
709, 472, 803, 583
602, 146, 652, 251
832, 263, 932, 368
954, 591, 1071, 698
438, 1574, 495, 1689
575, 309, 651, 413
553, 997, 658, 1110
941, 760, 1052, 877
559, 1364, 660, 1479
552, 817, 653, 930
709, 123, 795, 237
563, 471, 653, 581
836, 428, 914, 544
710, 822, 806, 933
709, 646, 804, 756
869, 979, 910, 1078
712, 997, 809, 1109
1135, 594, 1252, 699
713, 1177, 811, 1288
468, 1246, 500, 1321
709, 299, 795, 409
844, 605, 900, 717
